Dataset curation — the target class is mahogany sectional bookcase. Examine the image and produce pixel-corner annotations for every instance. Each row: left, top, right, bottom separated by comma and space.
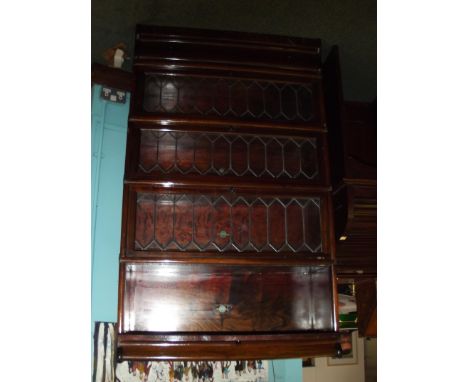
117, 25, 341, 361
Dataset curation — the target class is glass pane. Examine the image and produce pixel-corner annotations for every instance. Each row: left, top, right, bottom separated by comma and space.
134, 193, 322, 253
142, 74, 320, 124
137, 130, 320, 182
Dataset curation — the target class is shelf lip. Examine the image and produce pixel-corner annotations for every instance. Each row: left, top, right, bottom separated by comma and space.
342, 178, 377, 186
120, 253, 333, 266
116, 331, 340, 361
129, 120, 327, 138
123, 177, 332, 194
91, 63, 135, 92
135, 35, 321, 56
128, 115, 327, 133
135, 24, 322, 52
133, 61, 322, 82
118, 331, 339, 343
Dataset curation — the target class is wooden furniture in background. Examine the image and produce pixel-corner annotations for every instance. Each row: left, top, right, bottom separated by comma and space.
116, 25, 342, 361
323, 46, 377, 337
355, 279, 377, 338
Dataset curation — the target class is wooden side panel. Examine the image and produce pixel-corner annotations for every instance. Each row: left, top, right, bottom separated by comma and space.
323, 45, 346, 188
343, 101, 377, 180
334, 184, 377, 277
356, 279, 377, 337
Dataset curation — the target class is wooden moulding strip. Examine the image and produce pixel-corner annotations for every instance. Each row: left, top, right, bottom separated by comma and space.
123, 178, 331, 195
135, 24, 321, 51
128, 115, 327, 133
132, 60, 321, 81
119, 254, 333, 266
117, 332, 340, 361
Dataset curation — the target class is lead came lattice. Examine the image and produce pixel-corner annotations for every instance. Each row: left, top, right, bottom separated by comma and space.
142, 75, 319, 123
135, 193, 322, 253
139, 130, 319, 181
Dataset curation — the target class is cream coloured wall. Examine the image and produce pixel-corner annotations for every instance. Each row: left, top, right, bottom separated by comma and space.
303, 333, 365, 382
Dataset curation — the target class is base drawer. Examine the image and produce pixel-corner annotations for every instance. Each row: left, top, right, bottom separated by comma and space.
122, 263, 335, 333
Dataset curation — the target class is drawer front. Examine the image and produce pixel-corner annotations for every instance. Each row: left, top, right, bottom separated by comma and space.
131, 191, 323, 254
137, 74, 322, 125
133, 129, 322, 183
123, 263, 334, 333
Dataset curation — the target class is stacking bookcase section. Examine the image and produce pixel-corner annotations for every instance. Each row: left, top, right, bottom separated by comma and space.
122, 263, 335, 333
129, 25, 326, 132
117, 25, 340, 361
125, 126, 329, 187
121, 185, 333, 260
137, 74, 322, 125
134, 193, 322, 253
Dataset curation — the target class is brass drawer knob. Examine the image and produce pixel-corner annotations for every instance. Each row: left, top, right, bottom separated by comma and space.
215, 304, 232, 314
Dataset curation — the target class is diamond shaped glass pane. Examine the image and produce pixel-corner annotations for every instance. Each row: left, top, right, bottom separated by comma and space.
139, 130, 158, 172
249, 137, 266, 176
304, 199, 322, 251
266, 138, 283, 177
155, 195, 174, 248
176, 133, 194, 172
213, 137, 230, 175
231, 137, 248, 176
177, 78, 196, 114
269, 200, 285, 251
135, 194, 155, 249
214, 79, 230, 115
250, 199, 267, 250
174, 195, 193, 248
300, 139, 318, 179
264, 84, 281, 119
157, 132, 176, 171
160, 81, 178, 111
194, 134, 212, 174
284, 140, 301, 177
297, 86, 314, 121
195, 79, 214, 114
247, 82, 264, 117
213, 197, 231, 250
286, 201, 304, 251
194, 196, 214, 249
232, 198, 250, 250
230, 81, 247, 116
143, 77, 161, 112
281, 85, 297, 120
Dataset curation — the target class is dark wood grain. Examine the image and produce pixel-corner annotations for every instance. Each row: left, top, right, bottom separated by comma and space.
128, 114, 327, 133
122, 263, 334, 333
120, 255, 332, 266
323, 45, 376, 281
323, 46, 346, 188
91, 62, 136, 92
134, 24, 322, 75
117, 25, 340, 361
355, 279, 377, 337
117, 333, 340, 361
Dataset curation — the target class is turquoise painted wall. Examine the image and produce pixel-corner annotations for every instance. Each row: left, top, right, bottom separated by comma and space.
91, 84, 129, 323
270, 359, 303, 382
90, 84, 302, 381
